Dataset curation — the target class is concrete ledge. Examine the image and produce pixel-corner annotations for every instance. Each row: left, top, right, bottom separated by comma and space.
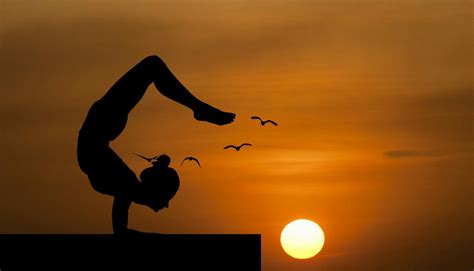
0, 234, 261, 271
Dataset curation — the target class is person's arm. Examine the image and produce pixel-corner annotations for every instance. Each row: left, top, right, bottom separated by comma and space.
112, 194, 132, 235
113, 193, 155, 235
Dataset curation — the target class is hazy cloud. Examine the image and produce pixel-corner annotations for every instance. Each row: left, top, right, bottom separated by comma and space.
384, 150, 438, 158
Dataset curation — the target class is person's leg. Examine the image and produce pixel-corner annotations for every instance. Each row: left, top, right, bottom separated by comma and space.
100, 55, 235, 126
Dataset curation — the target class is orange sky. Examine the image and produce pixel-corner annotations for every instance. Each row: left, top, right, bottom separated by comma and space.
1, 1, 472, 270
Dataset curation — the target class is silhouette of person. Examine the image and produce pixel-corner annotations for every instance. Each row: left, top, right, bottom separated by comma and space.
77, 55, 235, 235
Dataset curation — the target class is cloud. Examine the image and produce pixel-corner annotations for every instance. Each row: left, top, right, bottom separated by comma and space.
383, 150, 438, 158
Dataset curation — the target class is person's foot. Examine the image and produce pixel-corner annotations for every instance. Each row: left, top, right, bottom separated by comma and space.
193, 102, 236, 125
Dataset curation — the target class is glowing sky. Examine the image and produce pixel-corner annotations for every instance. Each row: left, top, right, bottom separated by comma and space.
1, 1, 472, 270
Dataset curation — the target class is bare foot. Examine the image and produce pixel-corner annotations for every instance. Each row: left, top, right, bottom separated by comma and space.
193, 102, 236, 125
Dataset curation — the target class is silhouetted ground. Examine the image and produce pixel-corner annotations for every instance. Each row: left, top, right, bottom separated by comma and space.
0, 234, 261, 271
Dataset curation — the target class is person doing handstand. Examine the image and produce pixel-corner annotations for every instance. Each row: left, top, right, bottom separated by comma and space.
77, 55, 235, 235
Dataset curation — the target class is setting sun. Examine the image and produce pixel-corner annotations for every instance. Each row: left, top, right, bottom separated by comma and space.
280, 219, 325, 259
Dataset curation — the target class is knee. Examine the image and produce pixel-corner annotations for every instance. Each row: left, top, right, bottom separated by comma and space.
141, 55, 164, 68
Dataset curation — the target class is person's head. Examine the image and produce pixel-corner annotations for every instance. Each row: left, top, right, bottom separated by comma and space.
140, 155, 180, 212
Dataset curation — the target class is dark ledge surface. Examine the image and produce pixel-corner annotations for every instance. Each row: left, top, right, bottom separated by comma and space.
0, 234, 261, 271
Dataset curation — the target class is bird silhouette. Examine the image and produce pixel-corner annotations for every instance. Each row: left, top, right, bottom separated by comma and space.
224, 143, 253, 151
181, 157, 201, 168
134, 153, 159, 163
251, 116, 278, 126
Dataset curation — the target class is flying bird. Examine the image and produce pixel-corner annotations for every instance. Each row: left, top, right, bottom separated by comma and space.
251, 116, 278, 126
224, 143, 253, 151
134, 153, 159, 163
181, 157, 201, 168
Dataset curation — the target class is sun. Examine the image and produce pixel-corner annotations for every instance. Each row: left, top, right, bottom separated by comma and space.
280, 219, 325, 259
